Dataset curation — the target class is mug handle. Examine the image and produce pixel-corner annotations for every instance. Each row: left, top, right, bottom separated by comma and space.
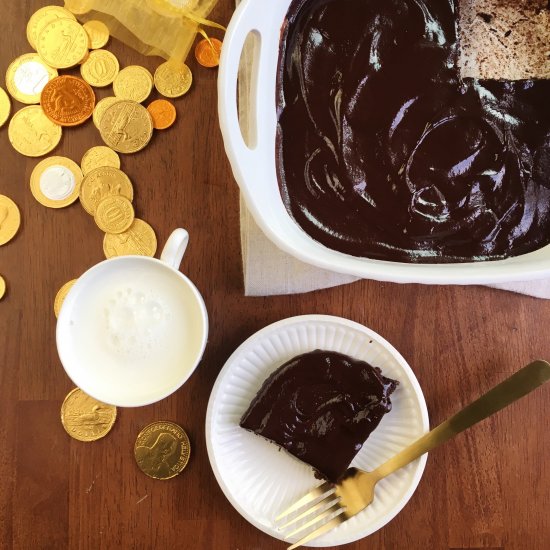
160, 229, 189, 270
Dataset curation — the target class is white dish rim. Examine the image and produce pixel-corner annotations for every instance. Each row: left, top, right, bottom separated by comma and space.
205, 314, 430, 547
218, 0, 550, 285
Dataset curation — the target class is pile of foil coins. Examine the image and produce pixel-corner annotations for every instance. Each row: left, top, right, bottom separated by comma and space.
0, 4, 221, 477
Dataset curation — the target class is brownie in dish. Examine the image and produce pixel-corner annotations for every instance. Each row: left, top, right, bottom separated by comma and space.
240, 350, 398, 483
276, 0, 550, 263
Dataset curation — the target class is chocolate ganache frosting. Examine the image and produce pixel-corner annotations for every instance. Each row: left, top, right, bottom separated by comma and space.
276, 0, 550, 262
240, 350, 398, 483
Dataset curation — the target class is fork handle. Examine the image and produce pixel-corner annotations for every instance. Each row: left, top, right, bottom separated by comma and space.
372, 360, 550, 481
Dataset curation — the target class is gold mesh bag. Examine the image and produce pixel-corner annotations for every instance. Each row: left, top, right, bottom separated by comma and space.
64, 0, 223, 62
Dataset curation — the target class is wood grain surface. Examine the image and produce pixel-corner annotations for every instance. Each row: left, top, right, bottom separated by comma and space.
0, 1, 549, 549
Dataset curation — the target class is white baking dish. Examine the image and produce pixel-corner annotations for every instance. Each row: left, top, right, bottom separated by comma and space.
218, 0, 550, 285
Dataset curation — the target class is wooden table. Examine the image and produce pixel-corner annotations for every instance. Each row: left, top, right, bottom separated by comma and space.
1, 2, 549, 549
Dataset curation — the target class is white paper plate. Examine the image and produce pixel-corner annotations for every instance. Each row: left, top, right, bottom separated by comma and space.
206, 315, 429, 547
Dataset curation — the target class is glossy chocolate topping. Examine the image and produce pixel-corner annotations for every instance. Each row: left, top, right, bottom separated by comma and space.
240, 350, 398, 482
276, 0, 550, 262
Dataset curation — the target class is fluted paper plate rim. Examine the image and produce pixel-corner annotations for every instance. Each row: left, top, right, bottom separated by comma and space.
205, 315, 429, 547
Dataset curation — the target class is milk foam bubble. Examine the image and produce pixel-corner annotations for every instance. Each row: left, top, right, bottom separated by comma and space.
103, 287, 171, 360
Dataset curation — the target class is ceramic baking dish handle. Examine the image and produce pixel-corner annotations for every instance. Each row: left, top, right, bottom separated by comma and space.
218, 0, 266, 171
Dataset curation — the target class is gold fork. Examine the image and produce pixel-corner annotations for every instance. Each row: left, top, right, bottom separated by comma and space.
276, 359, 550, 549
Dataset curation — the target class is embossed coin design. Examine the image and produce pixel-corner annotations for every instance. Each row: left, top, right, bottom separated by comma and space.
147, 99, 177, 130
134, 421, 191, 480
79, 51, 90, 65
27, 5, 76, 50
154, 61, 192, 98
103, 219, 157, 258
92, 96, 119, 128
81, 146, 121, 175
41, 75, 95, 126
83, 20, 110, 49
195, 38, 222, 68
0, 88, 11, 128
94, 195, 135, 234
65, 0, 93, 16
37, 18, 89, 69
113, 66, 153, 103
30, 156, 83, 208
54, 279, 77, 318
0, 195, 21, 246
8, 106, 62, 157
79, 166, 133, 215
6, 53, 58, 104
0, 275, 5, 301
99, 100, 154, 154
61, 388, 117, 442
80, 49, 119, 87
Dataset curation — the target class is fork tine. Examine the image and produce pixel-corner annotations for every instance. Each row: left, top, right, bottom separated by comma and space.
278, 494, 341, 531
284, 502, 344, 539
275, 481, 334, 522
287, 513, 347, 550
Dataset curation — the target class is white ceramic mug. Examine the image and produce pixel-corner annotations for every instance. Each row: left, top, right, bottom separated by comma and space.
56, 229, 209, 407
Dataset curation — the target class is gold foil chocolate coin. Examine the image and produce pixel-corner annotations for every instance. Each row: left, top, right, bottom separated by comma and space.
61, 388, 117, 442
41, 75, 96, 126
54, 279, 77, 318
83, 20, 110, 49
0, 195, 21, 246
5, 53, 58, 104
134, 421, 191, 480
65, 0, 93, 16
81, 146, 121, 175
99, 100, 154, 154
154, 61, 192, 98
0, 276, 5, 300
30, 156, 83, 208
103, 219, 157, 258
113, 65, 153, 103
37, 18, 89, 69
94, 195, 134, 234
147, 99, 176, 130
93, 96, 119, 128
0, 88, 10, 128
8, 106, 62, 157
79, 51, 90, 65
79, 166, 133, 215
195, 38, 222, 68
27, 5, 76, 50
80, 49, 119, 87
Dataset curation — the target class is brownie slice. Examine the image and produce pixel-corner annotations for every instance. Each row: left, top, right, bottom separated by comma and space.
240, 350, 398, 483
